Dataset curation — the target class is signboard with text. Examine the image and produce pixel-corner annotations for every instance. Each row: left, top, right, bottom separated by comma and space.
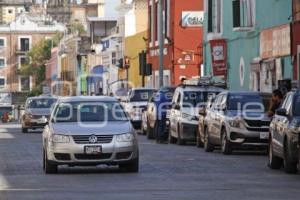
210, 39, 227, 76
181, 11, 204, 27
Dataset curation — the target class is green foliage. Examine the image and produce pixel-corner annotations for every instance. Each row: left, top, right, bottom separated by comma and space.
18, 32, 63, 96
69, 22, 86, 35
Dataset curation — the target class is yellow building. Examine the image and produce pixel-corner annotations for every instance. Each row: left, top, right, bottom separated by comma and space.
122, 30, 147, 88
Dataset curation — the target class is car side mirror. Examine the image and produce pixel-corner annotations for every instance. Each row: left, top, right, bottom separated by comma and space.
174, 104, 180, 110
276, 108, 287, 116
199, 107, 206, 116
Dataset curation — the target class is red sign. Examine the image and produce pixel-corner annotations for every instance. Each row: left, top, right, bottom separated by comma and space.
210, 39, 227, 76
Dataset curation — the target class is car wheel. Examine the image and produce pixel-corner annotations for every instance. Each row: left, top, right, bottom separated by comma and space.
196, 129, 204, 148
284, 141, 298, 174
221, 128, 232, 155
119, 156, 139, 173
268, 137, 283, 169
168, 130, 176, 144
22, 127, 28, 133
177, 124, 185, 145
44, 149, 58, 174
204, 128, 214, 152
146, 121, 154, 139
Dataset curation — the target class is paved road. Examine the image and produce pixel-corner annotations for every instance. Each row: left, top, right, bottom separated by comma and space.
0, 123, 300, 200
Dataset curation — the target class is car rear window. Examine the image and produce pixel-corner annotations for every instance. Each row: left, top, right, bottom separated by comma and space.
227, 94, 265, 111
129, 90, 155, 102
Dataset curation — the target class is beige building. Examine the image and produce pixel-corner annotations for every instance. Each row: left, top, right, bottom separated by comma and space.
0, 0, 35, 24
0, 13, 65, 93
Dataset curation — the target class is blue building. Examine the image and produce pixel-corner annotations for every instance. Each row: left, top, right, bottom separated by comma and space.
203, 0, 292, 92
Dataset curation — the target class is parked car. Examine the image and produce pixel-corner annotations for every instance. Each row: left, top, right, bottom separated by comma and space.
268, 90, 300, 174
43, 96, 139, 174
168, 85, 224, 145
123, 88, 156, 130
196, 95, 217, 147
204, 91, 272, 154
144, 87, 176, 139
21, 96, 57, 133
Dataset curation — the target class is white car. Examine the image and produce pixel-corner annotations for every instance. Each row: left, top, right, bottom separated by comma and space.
123, 88, 156, 130
169, 85, 223, 145
43, 96, 139, 174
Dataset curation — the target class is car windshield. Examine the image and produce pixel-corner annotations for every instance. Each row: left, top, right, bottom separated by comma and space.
129, 90, 155, 102
53, 101, 128, 123
293, 95, 300, 116
183, 91, 219, 107
227, 94, 265, 111
27, 98, 57, 109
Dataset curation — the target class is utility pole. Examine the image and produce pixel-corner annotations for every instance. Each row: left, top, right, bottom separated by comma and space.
158, 0, 164, 88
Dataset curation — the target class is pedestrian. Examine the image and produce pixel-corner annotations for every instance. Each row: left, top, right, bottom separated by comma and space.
154, 92, 168, 144
268, 89, 283, 117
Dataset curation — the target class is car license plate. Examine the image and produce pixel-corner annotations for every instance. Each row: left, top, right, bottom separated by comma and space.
84, 146, 102, 154
260, 132, 268, 139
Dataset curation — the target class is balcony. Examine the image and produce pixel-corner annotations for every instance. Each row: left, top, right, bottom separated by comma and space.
15, 49, 29, 55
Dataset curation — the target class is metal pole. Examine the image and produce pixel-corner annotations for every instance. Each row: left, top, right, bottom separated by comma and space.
158, 0, 164, 88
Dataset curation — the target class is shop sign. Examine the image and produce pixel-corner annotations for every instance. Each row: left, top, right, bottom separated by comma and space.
260, 24, 291, 59
210, 39, 227, 76
182, 11, 204, 27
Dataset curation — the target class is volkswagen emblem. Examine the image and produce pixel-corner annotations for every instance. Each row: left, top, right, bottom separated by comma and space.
89, 135, 98, 143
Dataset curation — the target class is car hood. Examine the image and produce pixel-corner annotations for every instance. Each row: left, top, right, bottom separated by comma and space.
27, 108, 51, 116
182, 107, 199, 117
227, 110, 270, 121
50, 121, 132, 135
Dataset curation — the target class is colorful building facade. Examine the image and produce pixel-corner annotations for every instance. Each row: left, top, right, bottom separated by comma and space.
147, 0, 204, 88
203, 0, 293, 92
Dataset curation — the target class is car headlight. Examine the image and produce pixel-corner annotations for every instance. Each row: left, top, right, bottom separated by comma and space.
116, 133, 134, 142
229, 117, 244, 128
51, 134, 70, 143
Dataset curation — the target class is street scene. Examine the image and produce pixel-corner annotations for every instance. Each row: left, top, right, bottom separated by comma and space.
0, 0, 300, 199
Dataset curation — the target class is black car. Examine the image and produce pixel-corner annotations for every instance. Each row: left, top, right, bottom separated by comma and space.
268, 90, 300, 174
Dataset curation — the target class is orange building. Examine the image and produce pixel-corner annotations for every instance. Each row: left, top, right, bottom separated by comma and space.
147, 0, 204, 87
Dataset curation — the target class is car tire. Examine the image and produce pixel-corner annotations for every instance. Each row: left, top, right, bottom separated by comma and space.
221, 128, 232, 155
196, 129, 204, 148
22, 127, 28, 133
119, 156, 139, 173
268, 137, 283, 169
177, 124, 185, 145
43, 149, 58, 174
168, 130, 176, 144
146, 121, 154, 139
284, 141, 298, 174
204, 128, 214, 152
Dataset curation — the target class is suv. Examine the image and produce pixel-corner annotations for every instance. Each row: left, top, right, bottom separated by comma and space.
268, 90, 300, 174
204, 91, 271, 154
144, 87, 175, 139
168, 85, 223, 145
21, 96, 57, 133
123, 88, 156, 130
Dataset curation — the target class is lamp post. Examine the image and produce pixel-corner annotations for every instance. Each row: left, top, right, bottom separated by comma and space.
158, 0, 164, 88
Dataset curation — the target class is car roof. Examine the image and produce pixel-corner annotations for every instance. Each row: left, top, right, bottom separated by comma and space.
220, 91, 271, 96
57, 96, 118, 103
176, 85, 224, 92
130, 87, 156, 91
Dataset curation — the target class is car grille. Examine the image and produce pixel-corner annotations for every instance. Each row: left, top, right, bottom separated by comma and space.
245, 120, 270, 127
74, 153, 112, 160
72, 135, 113, 144
246, 127, 269, 132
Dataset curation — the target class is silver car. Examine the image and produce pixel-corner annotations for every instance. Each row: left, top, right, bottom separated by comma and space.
21, 96, 57, 133
43, 96, 139, 174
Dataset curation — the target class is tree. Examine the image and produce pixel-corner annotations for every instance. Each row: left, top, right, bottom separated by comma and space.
19, 32, 63, 96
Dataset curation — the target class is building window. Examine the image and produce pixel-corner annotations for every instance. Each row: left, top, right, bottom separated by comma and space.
207, 0, 222, 33
232, 0, 255, 31
112, 52, 117, 65
0, 38, 6, 48
19, 37, 30, 52
0, 77, 5, 89
0, 58, 6, 68
149, 0, 153, 46
7, 9, 13, 14
18, 56, 30, 69
19, 76, 31, 92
